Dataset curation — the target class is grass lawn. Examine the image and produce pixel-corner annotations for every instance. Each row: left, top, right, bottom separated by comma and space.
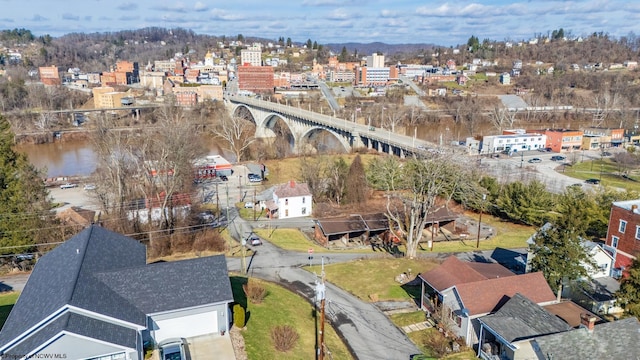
408, 329, 476, 360
417, 213, 533, 254
0, 292, 19, 328
562, 159, 640, 192
230, 276, 352, 360
254, 228, 329, 253
309, 258, 438, 302
389, 310, 427, 327
261, 153, 381, 185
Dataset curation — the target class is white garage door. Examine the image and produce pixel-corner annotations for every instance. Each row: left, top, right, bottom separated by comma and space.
154, 310, 218, 343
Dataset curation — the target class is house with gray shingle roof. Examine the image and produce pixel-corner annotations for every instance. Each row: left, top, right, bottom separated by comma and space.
477, 293, 572, 359
0, 225, 234, 360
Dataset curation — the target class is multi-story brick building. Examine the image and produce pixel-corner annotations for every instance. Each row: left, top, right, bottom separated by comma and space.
605, 199, 640, 277
39, 65, 61, 85
540, 129, 583, 152
92, 86, 126, 108
237, 65, 274, 93
583, 127, 625, 148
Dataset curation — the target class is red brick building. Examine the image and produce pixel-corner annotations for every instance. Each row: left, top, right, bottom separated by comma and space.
605, 200, 640, 276
538, 129, 583, 152
237, 65, 274, 93
38, 65, 61, 85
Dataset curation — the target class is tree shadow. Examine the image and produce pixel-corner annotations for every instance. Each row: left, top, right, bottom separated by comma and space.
229, 276, 251, 325
490, 247, 527, 274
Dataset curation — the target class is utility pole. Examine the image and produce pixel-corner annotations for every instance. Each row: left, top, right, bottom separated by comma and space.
476, 194, 487, 248
315, 257, 326, 360
253, 188, 257, 221
241, 235, 247, 275
215, 182, 220, 219
225, 183, 231, 250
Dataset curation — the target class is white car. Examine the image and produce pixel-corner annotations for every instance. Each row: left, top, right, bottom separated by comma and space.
83, 184, 96, 191
159, 338, 186, 360
60, 183, 78, 189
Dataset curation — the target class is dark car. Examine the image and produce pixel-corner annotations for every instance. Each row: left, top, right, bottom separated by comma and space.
247, 173, 262, 183
550, 155, 566, 161
601, 151, 612, 157
585, 178, 601, 185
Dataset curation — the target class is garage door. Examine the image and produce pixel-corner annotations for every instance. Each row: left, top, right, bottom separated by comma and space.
153, 310, 218, 343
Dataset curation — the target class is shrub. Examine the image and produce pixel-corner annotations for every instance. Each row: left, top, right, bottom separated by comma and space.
270, 325, 299, 352
243, 278, 268, 304
233, 303, 245, 328
423, 330, 451, 358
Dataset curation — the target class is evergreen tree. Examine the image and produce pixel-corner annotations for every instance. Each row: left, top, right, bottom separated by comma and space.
306, 39, 313, 49
344, 154, 367, 205
616, 258, 640, 319
338, 46, 349, 62
0, 115, 53, 253
286, 37, 292, 47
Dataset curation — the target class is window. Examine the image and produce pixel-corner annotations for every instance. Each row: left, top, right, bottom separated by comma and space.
285, 199, 288, 206
456, 315, 462, 328
285, 209, 289, 217
636, 226, 640, 240
302, 197, 306, 204
612, 236, 619, 248
619, 220, 627, 233
302, 207, 306, 215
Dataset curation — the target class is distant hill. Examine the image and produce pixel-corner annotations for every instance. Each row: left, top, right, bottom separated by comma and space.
325, 42, 435, 56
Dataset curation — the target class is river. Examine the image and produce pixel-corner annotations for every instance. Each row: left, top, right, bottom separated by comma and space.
15, 139, 229, 178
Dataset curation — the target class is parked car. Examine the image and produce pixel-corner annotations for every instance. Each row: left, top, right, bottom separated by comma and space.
83, 184, 96, 191
60, 183, 78, 189
248, 233, 262, 246
220, 175, 228, 181
568, 183, 583, 189
528, 158, 542, 163
601, 151, 612, 157
585, 178, 601, 185
159, 338, 186, 360
244, 201, 254, 208
550, 155, 566, 161
247, 173, 262, 183
537, 147, 552, 152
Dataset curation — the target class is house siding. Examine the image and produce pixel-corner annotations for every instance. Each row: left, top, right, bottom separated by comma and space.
276, 195, 312, 219
606, 204, 640, 256
32, 333, 138, 360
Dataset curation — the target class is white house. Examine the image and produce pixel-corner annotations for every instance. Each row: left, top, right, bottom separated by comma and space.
258, 180, 312, 219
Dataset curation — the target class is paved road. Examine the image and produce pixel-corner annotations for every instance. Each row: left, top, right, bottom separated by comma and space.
318, 82, 340, 113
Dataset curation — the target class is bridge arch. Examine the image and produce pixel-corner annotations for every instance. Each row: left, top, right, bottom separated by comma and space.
299, 126, 351, 153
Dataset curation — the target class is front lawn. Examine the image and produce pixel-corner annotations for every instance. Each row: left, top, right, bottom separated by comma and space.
309, 258, 438, 302
0, 292, 19, 328
230, 276, 352, 360
389, 310, 427, 327
253, 228, 329, 253
562, 159, 640, 192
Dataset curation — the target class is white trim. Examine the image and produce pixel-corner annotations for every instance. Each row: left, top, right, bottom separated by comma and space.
619, 220, 627, 233
67, 306, 145, 331
146, 301, 230, 317
20, 330, 134, 360
0, 306, 67, 352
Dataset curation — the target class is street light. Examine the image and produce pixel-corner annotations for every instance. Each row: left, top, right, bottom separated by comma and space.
520, 151, 524, 168
476, 194, 487, 248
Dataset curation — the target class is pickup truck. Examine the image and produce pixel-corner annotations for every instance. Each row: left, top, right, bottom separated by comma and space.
60, 183, 78, 189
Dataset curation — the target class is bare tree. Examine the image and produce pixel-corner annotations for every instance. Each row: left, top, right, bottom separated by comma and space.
213, 115, 256, 163
489, 106, 517, 132
368, 155, 478, 258
34, 112, 58, 131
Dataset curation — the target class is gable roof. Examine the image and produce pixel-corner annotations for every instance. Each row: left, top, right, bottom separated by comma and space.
480, 293, 572, 343
0, 226, 147, 347
543, 301, 601, 328
95, 255, 234, 314
273, 180, 311, 198
419, 256, 515, 292
314, 213, 389, 236
455, 272, 556, 315
5, 313, 138, 356
529, 317, 640, 359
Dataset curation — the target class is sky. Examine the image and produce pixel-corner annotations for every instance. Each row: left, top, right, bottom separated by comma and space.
1, 0, 640, 46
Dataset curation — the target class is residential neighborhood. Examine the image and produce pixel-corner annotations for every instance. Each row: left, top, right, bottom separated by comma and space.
4, 7, 640, 360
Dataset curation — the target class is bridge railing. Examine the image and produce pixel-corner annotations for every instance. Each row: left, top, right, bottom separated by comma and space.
229, 96, 436, 152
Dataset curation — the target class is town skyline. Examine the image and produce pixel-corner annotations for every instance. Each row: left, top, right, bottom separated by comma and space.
1, 0, 639, 46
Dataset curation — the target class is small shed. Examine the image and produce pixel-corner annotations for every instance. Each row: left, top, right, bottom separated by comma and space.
314, 213, 389, 246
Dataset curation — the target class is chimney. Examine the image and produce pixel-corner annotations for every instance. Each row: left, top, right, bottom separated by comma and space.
633, 204, 638, 213
579, 313, 596, 332
289, 180, 295, 188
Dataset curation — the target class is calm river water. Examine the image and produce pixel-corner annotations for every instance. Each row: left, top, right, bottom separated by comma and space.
15, 140, 228, 178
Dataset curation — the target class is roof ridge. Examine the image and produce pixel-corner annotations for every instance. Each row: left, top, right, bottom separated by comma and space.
450, 256, 488, 280
68, 225, 95, 304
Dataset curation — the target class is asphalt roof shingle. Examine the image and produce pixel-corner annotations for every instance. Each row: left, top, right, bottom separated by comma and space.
0, 226, 147, 346
480, 293, 572, 343
530, 317, 640, 359
419, 256, 515, 292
